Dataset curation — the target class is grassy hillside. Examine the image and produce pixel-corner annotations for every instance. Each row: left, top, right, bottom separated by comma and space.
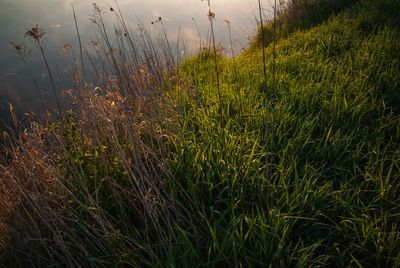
1, 0, 400, 266
171, 0, 400, 265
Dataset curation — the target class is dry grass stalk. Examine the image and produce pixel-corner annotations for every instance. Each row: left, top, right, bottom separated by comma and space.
1, 5, 185, 264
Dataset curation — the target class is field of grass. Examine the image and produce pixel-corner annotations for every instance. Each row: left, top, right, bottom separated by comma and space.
1, 0, 400, 266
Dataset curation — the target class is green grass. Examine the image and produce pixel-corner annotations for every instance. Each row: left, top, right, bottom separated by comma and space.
1, 0, 400, 266
166, 0, 400, 266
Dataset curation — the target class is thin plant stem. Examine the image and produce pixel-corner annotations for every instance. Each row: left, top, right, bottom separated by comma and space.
25, 26, 62, 117
225, 20, 243, 126
72, 4, 86, 80
257, 0, 270, 215
10, 43, 45, 110
206, 0, 223, 125
271, 0, 277, 180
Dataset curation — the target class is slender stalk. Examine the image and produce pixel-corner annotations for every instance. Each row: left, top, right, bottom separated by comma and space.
176, 25, 185, 125
25, 26, 62, 117
269, 0, 277, 181
40, 45, 61, 116
112, 0, 140, 70
71, 4, 86, 80
192, 18, 202, 89
225, 20, 243, 125
257, 0, 270, 215
160, 19, 175, 66
10, 43, 45, 110
206, 0, 223, 125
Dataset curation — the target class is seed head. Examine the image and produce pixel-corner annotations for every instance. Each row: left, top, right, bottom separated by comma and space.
25, 25, 45, 41
10, 42, 22, 52
208, 11, 215, 20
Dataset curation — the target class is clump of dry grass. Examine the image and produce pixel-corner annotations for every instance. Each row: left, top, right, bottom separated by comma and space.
0, 67, 179, 266
0, 3, 184, 265
0, 122, 74, 264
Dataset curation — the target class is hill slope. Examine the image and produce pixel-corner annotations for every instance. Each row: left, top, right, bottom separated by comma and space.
172, 0, 400, 265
